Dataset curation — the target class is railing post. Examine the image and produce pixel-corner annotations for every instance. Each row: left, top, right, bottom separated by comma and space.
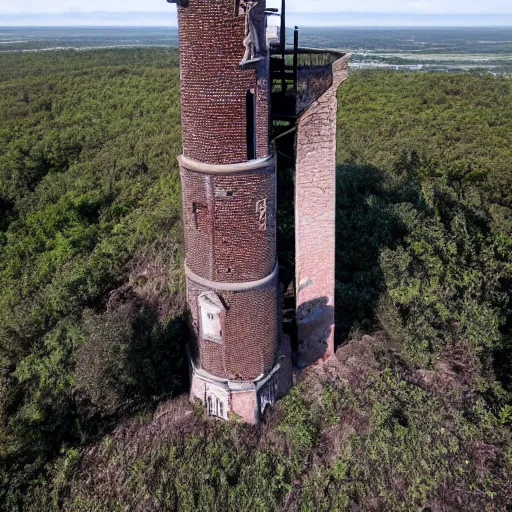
293, 26, 299, 96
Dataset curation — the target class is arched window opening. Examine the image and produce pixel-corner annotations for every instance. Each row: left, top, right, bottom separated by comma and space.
246, 89, 256, 160
198, 292, 224, 343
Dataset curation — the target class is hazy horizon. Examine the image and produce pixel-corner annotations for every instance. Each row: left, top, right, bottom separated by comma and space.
2, 11, 512, 27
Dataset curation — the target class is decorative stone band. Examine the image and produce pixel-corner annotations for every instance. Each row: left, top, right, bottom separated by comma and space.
178, 153, 275, 175
190, 351, 282, 392
185, 261, 279, 292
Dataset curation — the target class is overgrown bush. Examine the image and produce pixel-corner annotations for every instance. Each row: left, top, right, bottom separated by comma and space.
0, 48, 185, 509
76, 301, 187, 416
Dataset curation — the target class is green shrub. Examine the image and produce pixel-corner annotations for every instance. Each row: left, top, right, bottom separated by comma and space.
76, 302, 187, 415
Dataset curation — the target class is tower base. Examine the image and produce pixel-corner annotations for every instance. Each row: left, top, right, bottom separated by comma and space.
189, 340, 292, 424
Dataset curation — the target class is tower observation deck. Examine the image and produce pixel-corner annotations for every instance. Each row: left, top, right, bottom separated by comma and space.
168, 0, 349, 423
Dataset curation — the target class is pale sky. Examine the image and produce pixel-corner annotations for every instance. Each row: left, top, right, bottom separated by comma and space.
2, 0, 512, 14
1, 0, 512, 25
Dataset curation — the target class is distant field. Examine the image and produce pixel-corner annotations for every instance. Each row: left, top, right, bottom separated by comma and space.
351, 52, 512, 74
0, 27, 179, 52
1, 26, 512, 73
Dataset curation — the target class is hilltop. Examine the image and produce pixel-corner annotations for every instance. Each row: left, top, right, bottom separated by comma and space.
0, 48, 511, 510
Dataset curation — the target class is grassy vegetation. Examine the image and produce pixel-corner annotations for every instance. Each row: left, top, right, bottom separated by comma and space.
0, 47, 180, 81
0, 48, 188, 508
0, 50, 511, 510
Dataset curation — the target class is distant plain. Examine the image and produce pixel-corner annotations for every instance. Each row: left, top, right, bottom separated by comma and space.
1, 26, 512, 74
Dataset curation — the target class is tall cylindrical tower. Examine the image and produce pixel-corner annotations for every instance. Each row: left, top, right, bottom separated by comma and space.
172, 0, 291, 423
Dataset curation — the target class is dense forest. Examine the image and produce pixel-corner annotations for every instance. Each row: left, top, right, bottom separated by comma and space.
0, 48, 511, 510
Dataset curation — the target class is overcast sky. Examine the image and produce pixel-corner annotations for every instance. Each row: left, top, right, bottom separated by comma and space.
1, 0, 512, 26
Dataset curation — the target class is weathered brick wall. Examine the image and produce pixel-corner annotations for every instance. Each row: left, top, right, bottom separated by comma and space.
190, 373, 205, 404
177, 0, 269, 164
180, 163, 277, 283
187, 278, 279, 381
255, 66, 270, 159
231, 391, 258, 423
295, 56, 350, 367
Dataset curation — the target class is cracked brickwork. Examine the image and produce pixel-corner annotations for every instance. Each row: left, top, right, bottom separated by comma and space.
296, 55, 350, 367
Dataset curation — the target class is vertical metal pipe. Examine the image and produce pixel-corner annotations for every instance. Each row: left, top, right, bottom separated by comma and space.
280, 0, 286, 93
293, 26, 299, 96
280, 0, 286, 57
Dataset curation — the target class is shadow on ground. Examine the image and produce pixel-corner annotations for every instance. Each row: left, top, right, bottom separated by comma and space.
334, 162, 404, 346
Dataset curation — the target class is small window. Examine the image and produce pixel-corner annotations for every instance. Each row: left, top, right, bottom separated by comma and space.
192, 202, 207, 230
215, 190, 235, 198
192, 202, 199, 229
207, 395, 225, 419
198, 292, 224, 343
202, 309, 221, 340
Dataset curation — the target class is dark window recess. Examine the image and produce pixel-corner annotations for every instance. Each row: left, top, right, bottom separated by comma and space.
215, 190, 235, 198
192, 202, 206, 230
246, 90, 256, 160
192, 202, 199, 229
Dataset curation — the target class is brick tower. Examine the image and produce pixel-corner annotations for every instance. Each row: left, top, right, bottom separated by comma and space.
169, 0, 291, 424
168, 0, 349, 423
